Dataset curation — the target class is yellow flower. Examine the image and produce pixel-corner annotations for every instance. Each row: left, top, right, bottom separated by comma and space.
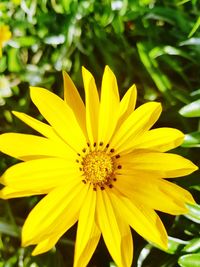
0, 25, 12, 58
0, 66, 198, 267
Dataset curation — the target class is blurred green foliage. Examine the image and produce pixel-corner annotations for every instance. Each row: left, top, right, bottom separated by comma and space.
0, 0, 200, 266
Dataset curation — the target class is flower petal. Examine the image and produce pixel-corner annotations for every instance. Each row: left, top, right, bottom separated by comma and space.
115, 175, 194, 215
63, 71, 87, 135
119, 150, 198, 178
32, 235, 60, 256
0, 133, 76, 161
74, 186, 101, 267
22, 181, 88, 246
109, 193, 134, 267
110, 102, 162, 154
118, 84, 137, 125
0, 186, 46, 199
12, 111, 61, 141
110, 190, 168, 250
96, 190, 133, 267
0, 158, 80, 191
98, 66, 120, 148
82, 67, 99, 145
30, 87, 87, 152
132, 128, 184, 152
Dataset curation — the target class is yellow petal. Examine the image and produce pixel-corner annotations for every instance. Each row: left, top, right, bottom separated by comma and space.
110, 194, 134, 267
132, 128, 184, 152
118, 84, 137, 125
82, 67, 99, 145
32, 235, 60, 256
119, 150, 198, 178
0, 158, 80, 191
22, 181, 88, 246
0, 186, 47, 199
12, 111, 61, 141
98, 66, 120, 148
74, 186, 101, 267
110, 102, 162, 154
63, 71, 87, 135
110, 190, 168, 250
96, 190, 133, 267
115, 175, 194, 215
30, 87, 87, 152
0, 133, 76, 161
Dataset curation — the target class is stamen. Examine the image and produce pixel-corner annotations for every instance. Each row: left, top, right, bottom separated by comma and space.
99, 142, 103, 146
93, 142, 97, 147
79, 167, 83, 171
87, 142, 90, 147
82, 180, 86, 184
110, 148, 115, 153
117, 165, 122, 169
113, 178, 117, 181
115, 155, 120, 159
100, 186, 105, 190
82, 148, 86, 153
106, 144, 109, 148
77, 153, 81, 156
109, 184, 113, 188
76, 159, 79, 163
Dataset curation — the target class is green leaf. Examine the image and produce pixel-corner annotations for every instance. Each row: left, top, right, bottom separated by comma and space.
178, 254, 200, 267
182, 238, 200, 253
182, 132, 200, 148
7, 48, 21, 72
185, 203, 200, 224
188, 17, 200, 38
166, 237, 188, 254
137, 42, 172, 101
0, 221, 20, 237
179, 100, 200, 117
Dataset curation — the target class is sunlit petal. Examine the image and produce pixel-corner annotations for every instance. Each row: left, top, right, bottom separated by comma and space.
110, 102, 162, 154
118, 150, 198, 178
63, 71, 87, 135
110, 190, 168, 250
98, 66, 120, 148
132, 127, 184, 152
22, 182, 88, 246
82, 67, 99, 145
30, 87, 87, 152
0, 133, 76, 161
74, 186, 101, 267
0, 158, 80, 191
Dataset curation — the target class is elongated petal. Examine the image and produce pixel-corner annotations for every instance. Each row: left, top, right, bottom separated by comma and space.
0, 186, 47, 199
12, 111, 61, 141
115, 175, 194, 215
63, 71, 87, 135
110, 194, 134, 267
110, 102, 162, 154
22, 181, 88, 246
119, 151, 198, 178
110, 190, 168, 249
82, 67, 99, 145
0, 133, 76, 161
96, 190, 132, 267
118, 84, 137, 125
0, 158, 80, 191
98, 66, 120, 148
32, 235, 61, 256
132, 128, 184, 152
30, 87, 87, 152
74, 186, 101, 267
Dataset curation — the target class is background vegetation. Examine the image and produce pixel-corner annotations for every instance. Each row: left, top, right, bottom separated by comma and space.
0, 0, 200, 266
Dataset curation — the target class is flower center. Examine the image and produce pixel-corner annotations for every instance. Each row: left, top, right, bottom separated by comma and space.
82, 151, 114, 188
